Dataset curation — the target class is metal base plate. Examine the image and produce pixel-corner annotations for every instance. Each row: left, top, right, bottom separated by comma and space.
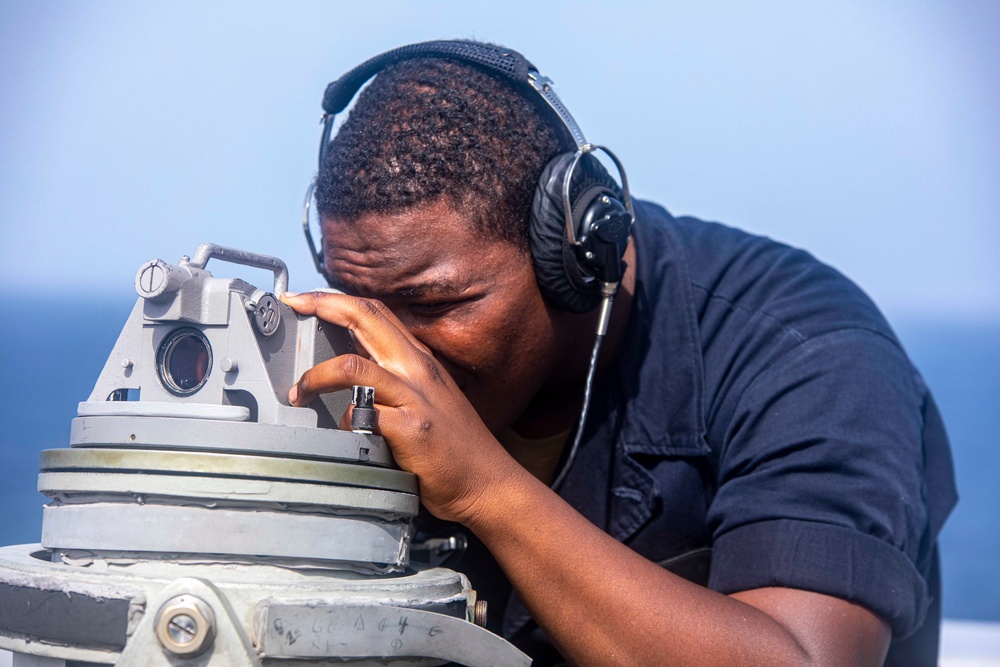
70, 415, 395, 467
41, 448, 416, 493
0, 545, 500, 666
38, 449, 419, 569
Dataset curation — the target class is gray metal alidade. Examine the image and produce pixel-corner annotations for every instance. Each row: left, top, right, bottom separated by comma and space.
0, 244, 528, 667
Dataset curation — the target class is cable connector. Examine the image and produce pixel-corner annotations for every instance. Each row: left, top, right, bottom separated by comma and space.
351, 386, 376, 434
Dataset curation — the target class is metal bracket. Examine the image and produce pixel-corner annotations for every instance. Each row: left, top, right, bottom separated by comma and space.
527, 70, 587, 149
117, 577, 261, 667
186, 243, 289, 296
255, 603, 530, 666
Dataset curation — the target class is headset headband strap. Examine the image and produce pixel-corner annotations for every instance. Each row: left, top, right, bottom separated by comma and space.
526, 71, 587, 149
318, 40, 587, 169
323, 41, 532, 114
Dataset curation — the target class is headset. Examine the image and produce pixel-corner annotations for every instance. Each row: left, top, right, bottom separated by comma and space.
302, 40, 634, 489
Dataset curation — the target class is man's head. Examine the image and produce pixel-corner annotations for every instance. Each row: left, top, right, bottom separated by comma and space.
315, 55, 563, 252
313, 51, 593, 434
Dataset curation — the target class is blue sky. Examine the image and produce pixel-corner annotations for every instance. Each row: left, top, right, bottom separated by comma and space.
1, 1, 997, 322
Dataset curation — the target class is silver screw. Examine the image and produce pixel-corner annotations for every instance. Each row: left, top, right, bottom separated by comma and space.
155, 595, 216, 656
167, 613, 198, 645
121, 358, 133, 369
221, 357, 238, 373
252, 293, 281, 336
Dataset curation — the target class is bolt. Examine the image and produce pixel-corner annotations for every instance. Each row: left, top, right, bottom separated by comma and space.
252, 293, 281, 337
474, 599, 488, 628
221, 357, 238, 373
155, 595, 216, 657
121, 358, 133, 369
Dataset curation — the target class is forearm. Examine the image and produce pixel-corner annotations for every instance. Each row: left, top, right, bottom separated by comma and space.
463, 467, 880, 666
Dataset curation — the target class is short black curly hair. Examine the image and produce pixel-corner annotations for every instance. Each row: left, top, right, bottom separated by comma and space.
315, 54, 564, 250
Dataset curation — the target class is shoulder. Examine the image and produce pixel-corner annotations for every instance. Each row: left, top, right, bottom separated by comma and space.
634, 199, 897, 345
632, 200, 915, 433
629, 201, 956, 643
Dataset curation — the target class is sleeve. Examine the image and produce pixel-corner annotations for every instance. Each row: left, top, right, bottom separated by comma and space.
707, 328, 934, 638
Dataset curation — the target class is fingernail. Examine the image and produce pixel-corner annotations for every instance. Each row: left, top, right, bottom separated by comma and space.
288, 385, 299, 405
281, 291, 300, 298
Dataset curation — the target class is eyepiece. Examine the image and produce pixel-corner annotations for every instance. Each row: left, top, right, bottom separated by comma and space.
157, 328, 212, 396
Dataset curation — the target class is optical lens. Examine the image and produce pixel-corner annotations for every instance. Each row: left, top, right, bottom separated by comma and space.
157, 328, 212, 395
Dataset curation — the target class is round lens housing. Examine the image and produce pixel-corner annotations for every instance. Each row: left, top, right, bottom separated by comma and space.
157, 328, 212, 396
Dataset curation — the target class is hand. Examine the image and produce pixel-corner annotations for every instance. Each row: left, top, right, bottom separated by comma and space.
281, 291, 524, 524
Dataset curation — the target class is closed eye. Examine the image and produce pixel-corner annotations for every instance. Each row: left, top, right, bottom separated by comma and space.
407, 296, 480, 318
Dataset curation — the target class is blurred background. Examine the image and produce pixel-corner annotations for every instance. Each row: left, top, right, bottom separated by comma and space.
0, 0, 997, 644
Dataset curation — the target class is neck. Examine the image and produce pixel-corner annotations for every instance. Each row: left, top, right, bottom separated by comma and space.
513, 239, 637, 438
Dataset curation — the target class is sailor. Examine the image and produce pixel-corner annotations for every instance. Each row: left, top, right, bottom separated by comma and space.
282, 41, 957, 666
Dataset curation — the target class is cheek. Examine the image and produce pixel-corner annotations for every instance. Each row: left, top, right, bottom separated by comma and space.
473, 310, 560, 387
418, 316, 514, 379
420, 301, 555, 382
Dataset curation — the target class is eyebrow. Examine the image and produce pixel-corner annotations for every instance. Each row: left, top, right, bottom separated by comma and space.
394, 280, 467, 299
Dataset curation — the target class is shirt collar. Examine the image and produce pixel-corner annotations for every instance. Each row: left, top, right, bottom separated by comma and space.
503, 202, 710, 639
617, 201, 709, 457
553, 201, 710, 535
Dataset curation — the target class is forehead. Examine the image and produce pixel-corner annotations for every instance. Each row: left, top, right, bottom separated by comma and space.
320, 200, 526, 296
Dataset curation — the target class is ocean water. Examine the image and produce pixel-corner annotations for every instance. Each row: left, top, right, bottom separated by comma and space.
0, 296, 996, 621
893, 318, 1000, 622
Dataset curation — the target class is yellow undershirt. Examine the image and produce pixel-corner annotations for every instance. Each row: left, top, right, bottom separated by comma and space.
498, 427, 572, 486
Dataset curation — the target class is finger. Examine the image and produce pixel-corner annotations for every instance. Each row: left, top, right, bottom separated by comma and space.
282, 292, 432, 360
291, 292, 431, 380
354, 297, 433, 356
283, 292, 451, 398
291, 352, 413, 408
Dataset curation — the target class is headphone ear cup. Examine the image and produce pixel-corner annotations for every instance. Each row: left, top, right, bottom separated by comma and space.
529, 153, 623, 313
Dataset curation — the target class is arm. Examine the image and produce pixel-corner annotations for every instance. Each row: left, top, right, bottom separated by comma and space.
283, 291, 891, 666
468, 467, 890, 666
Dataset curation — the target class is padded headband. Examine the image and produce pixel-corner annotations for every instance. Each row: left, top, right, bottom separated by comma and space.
322, 41, 534, 114
317, 40, 588, 169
